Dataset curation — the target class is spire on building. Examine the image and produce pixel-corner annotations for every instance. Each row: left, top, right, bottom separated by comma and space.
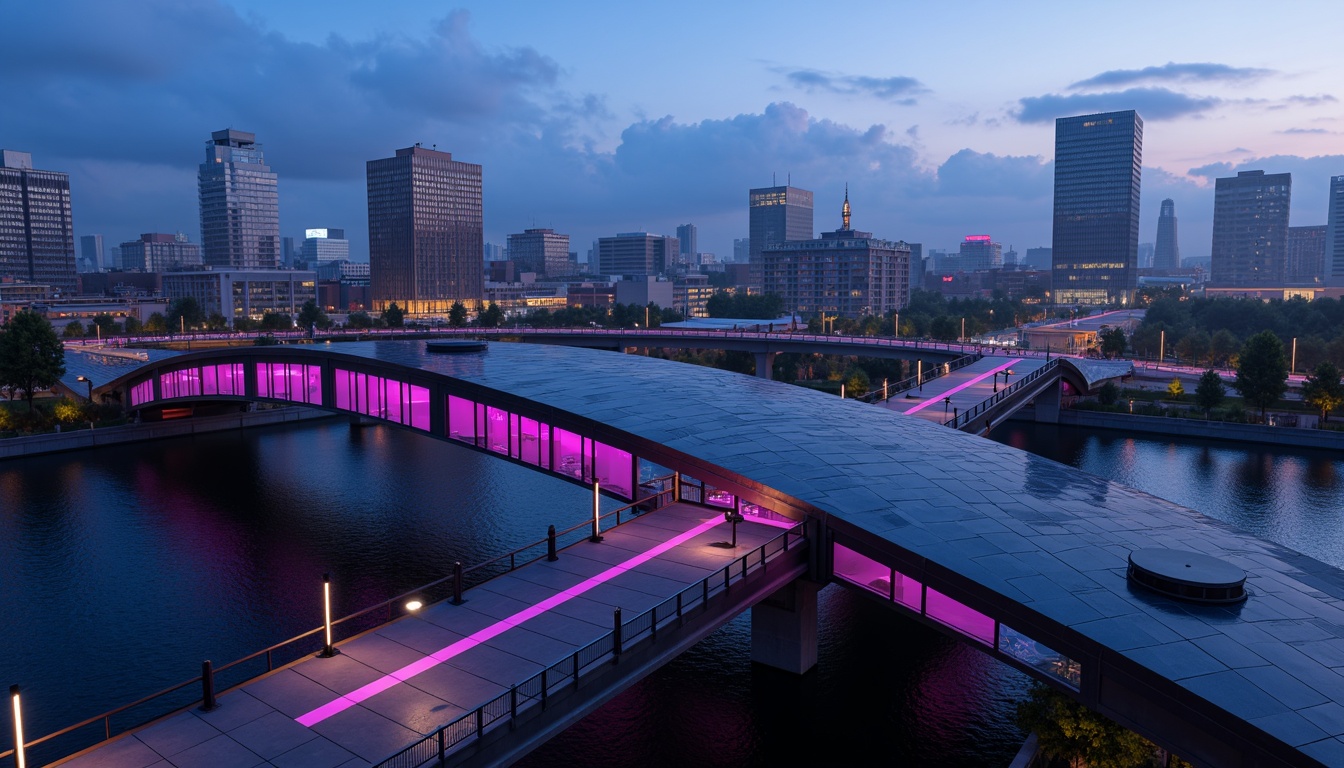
842, 184, 851, 230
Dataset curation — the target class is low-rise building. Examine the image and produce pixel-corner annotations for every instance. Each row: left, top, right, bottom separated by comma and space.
162, 270, 316, 326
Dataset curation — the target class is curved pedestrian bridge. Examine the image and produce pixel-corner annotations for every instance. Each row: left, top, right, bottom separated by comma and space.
29, 341, 1344, 767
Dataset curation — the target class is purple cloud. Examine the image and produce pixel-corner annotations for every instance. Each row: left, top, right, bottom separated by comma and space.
1069, 62, 1272, 90
1015, 88, 1221, 123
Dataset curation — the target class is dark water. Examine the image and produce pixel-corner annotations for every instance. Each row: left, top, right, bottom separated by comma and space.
0, 420, 1031, 767
988, 422, 1344, 570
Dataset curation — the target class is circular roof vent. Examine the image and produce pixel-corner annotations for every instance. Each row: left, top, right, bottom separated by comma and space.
1127, 549, 1247, 605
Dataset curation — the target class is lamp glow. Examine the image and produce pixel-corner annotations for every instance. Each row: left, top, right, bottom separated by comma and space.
321, 573, 336, 657
590, 480, 603, 542
11, 685, 25, 768
405, 599, 423, 612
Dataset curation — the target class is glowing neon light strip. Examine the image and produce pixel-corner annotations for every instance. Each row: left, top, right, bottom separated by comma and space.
295, 514, 726, 727
902, 361, 1015, 414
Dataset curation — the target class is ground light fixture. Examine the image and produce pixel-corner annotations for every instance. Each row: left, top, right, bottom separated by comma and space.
405, 599, 423, 612
321, 573, 338, 657
10, 685, 25, 768
590, 480, 603, 542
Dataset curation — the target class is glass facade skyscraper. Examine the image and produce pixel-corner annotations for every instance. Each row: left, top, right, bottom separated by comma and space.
198, 130, 279, 270
1051, 110, 1142, 306
1326, 176, 1344, 287
0, 150, 77, 294
367, 146, 483, 313
1153, 199, 1180, 270
1210, 170, 1291, 287
749, 185, 813, 284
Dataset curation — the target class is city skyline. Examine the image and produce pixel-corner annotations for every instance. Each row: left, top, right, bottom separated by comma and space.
3, 1, 1343, 267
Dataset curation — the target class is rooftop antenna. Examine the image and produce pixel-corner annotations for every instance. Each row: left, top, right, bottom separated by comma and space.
788, 173, 791, 186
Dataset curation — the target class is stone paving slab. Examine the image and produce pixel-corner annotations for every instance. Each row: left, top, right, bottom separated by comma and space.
55, 505, 779, 767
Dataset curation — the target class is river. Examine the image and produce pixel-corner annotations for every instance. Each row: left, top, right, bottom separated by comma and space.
4, 415, 1341, 766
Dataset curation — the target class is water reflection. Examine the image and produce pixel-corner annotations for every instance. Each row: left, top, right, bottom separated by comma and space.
990, 422, 1344, 569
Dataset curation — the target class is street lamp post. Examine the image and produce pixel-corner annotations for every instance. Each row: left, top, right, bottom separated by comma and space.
76, 375, 92, 403
943, 396, 951, 416
1292, 337, 1297, 375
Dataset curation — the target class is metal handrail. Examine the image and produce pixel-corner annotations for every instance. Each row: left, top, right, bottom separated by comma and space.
856, 352, 985, 403
1, 476, 678, 764
943, 359, 1061, 429
373, 521, 809, 768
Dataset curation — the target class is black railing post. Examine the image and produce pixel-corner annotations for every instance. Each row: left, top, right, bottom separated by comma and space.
547, 525, 558, 561
452, 561, 464, 605
510, 685, 518, 726
541, 668, 549, 709
476, 707, 484, 738
438, 729, 445, 760
613, 608, 623, 658
200, 660, 218, 712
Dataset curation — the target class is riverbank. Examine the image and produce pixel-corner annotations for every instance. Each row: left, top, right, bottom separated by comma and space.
0, 406, 338, 460
1009, 406, 1344, 450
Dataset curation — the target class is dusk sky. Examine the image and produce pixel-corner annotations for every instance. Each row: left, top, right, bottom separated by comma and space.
4, 0, 1343, 264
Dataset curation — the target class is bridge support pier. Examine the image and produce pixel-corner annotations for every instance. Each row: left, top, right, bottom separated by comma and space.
754, 352, 777, 380
750, 578, 818, 674
1034, 379, 1062, 423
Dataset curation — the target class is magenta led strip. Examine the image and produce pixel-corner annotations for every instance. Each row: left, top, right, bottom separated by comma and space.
902, 361, 1015, 414
295, 514, 727, 727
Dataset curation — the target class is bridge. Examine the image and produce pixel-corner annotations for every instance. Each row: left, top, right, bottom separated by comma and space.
16, 340, 1342, 767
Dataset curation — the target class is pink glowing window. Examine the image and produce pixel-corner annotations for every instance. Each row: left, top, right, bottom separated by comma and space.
594, 442, 632, 499
519, 417, 541, 465
487, 406, 508, 454
159, 368, 201, 399
832, 544, 923, 611
448, 395, 475, 442
130, 380, 154, 406
925, 588, 994, 646
555, 428, 584, 479
508, 414, 521, 459
256, 363, 320, 404
407, 384, 429, 431
202, 364, 244, 396
705, 488, 735, 508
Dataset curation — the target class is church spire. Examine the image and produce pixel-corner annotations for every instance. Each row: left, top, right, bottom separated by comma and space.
842, 184, 851, 230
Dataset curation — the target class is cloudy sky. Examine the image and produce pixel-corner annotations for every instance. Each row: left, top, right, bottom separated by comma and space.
4, 0, 1342, 263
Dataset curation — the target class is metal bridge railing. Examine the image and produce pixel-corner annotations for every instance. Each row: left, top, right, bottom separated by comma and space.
943, 359, 1061, 430
1, 476, 679, 766
856, 351, 985, 404
372, 521, 808, 768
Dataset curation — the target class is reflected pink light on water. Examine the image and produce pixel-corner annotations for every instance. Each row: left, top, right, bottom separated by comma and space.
295, 514, 726, 727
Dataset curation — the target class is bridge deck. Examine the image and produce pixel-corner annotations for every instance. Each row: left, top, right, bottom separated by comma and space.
881, 356, 1050, 425
55, 504, 780, 768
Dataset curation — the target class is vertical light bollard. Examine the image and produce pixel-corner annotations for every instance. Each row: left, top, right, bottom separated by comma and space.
590, 480, 603, 542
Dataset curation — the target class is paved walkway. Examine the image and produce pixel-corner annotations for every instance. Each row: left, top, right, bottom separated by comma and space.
880, 356, 1050, 425
54, 505, 784, 768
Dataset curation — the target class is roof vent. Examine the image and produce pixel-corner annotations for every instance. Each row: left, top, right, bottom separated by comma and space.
1127, 549, 1247, 605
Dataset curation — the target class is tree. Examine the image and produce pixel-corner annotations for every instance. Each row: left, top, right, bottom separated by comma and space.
1097, 381, 1120, 406
144, 312, 167, 333
1301, 361, 1344, 424
259, 312, 292, 331
123, 316, 143, 335
448, 301, 467, 328
1234, 330, 1289, 420
1016, 684, 1155, 768
1195, 370, 1226, 415
205, 312, 229, 331
346, 311, 374, 329
1167, 378, 1185, 400
0, 310, 66, 409
842, 366, 870, 397
166, 296, 205, 331
91, 314, 119, 336
383, 302, 405, 328
1099, 327, 1126, 359
62, 321, 85, 338
297, 299, 330, 331
477, 302, 504, 328
1210, 329, 1240, 367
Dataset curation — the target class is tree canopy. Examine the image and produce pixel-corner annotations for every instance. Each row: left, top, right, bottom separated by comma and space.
1195, 370, 1226, 414
1233, 330, 1289, 419
1016, 685, 1155, 768
1301, 361, 1344, 423
0, 310, 67, 408
383, 302, 405, 327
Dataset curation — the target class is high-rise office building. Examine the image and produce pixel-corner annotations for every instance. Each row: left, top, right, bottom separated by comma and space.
367, 146, 483, 314
749, 185, 813, 283
733, 238, 750, 263
1051, 110, 1142, 306
281, 237, 297, 268
1210, 170, 1291, 287
596, 233, 678, 277
0, 150, 77, 294
118, 232, 203, 272
1286, 225, 1326, 285
763, 191, 908, 319
1024, 247, 1053, 271
676, 223, 697, 265
1153, 199, 1180, 270
507, 228, 570, 278
1326, 176, 1344, 287
80, 234, 105, 273
1137, 243, 1155, 269
958, 235, 1002, 270
300, 228, 350, 265
198, 129, 279, 269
